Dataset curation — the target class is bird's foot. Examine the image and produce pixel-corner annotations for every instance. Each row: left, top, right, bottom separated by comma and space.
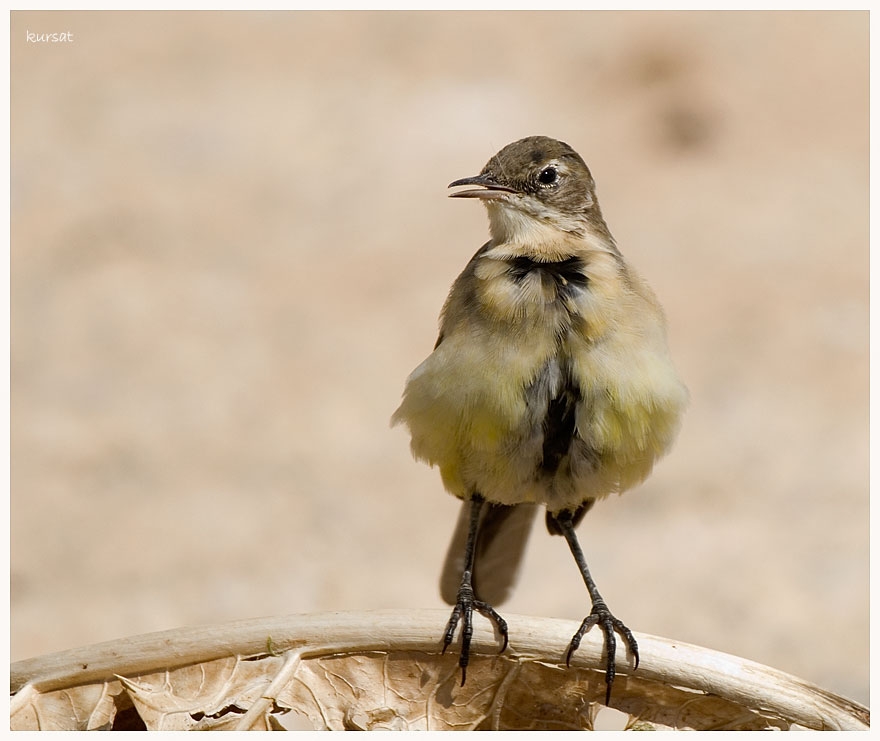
565, 600, 639, 705
442, 579, 509, 686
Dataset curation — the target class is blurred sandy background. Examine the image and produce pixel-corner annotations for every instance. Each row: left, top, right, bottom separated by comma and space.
11, 11, 868, 705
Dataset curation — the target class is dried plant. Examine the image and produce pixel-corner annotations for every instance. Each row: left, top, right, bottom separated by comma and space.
11, 610, 868, 731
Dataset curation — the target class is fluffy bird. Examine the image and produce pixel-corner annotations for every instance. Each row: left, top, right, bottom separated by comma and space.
392, 136, 687, 704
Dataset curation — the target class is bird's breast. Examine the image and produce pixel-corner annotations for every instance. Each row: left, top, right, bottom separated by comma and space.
473, 253, 592, 331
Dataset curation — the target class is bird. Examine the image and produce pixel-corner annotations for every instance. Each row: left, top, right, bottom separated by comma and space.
392, 135, 687, 705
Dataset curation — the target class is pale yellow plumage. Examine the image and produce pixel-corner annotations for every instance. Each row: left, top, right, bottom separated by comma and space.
393, 174, 686, 514
391, 136, 687, 701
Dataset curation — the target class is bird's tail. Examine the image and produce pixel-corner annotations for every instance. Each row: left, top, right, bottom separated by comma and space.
440, 501, 539, 606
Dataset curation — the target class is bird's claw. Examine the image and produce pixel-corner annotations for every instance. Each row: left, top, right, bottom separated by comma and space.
443, 585, 508, 686
565, 601, 639, 705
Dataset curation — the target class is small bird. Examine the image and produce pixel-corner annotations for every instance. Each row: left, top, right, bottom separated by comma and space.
392, 136, 687, 704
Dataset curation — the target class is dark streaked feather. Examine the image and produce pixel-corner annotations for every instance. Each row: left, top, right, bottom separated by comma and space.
541, 384, 579, 475
512, 256, 586, 476
506, 255, 589, 297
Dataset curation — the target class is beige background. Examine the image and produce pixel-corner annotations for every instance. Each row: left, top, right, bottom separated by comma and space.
11, 11, 868, 705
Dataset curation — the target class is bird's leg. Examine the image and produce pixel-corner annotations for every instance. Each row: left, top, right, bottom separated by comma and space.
552, 510, 639, 705
442, 493, 509, 685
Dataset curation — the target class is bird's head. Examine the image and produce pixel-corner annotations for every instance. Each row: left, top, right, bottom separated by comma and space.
448, 136, 607, 246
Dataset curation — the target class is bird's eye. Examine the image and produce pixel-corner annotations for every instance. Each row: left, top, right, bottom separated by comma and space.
537, 166, 558, 185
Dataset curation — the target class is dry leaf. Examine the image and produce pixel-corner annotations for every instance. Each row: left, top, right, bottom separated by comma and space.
10, 610, 870, 731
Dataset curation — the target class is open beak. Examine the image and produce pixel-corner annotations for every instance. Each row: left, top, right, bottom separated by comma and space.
448, 174, 518, 200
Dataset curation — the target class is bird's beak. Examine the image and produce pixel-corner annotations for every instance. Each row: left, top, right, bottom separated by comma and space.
448, 174, 517, 200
